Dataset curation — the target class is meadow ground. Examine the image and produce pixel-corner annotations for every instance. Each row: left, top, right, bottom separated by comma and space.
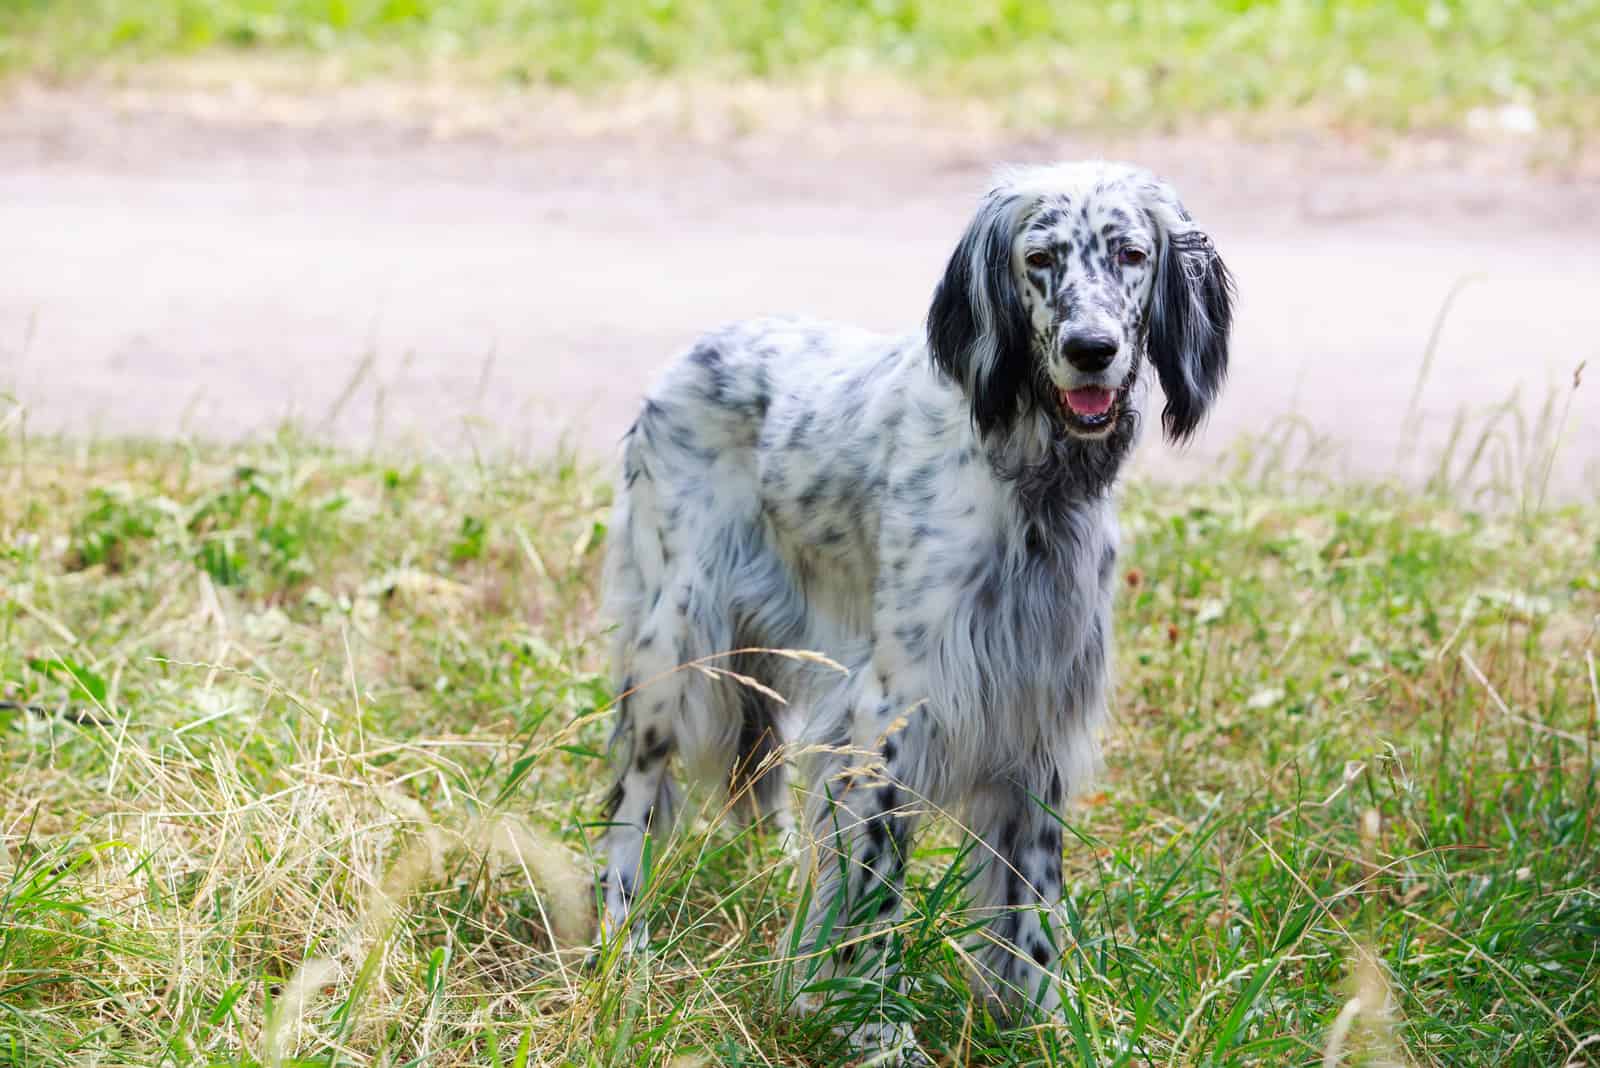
1, 430, 1597, 1066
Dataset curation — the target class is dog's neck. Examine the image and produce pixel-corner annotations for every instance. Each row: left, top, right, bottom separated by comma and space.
967, 347, 1145, 521
984, 402, 1138, 522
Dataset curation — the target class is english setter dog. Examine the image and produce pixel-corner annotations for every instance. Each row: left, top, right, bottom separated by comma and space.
596, 161, 1233, 1060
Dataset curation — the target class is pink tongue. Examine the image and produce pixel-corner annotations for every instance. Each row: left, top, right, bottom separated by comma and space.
1063, 387, 1114, 416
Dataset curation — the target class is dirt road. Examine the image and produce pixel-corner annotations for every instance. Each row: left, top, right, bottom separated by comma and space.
3, 87, 1595, 496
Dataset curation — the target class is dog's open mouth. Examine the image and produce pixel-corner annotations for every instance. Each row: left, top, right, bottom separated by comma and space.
1058, 385, 1121, 435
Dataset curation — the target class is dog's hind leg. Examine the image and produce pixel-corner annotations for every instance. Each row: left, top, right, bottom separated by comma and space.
596, 425, 691, 951
596, 346, 782, 948
597, 551, 734, 949
597, 500, 748, 947
596, 677, 681, 951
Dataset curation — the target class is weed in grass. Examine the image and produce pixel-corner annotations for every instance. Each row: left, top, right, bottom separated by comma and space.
0, 431, 1597, 1066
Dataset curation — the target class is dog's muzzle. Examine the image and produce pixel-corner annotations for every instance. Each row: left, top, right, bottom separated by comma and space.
1055, 363, 1136, 436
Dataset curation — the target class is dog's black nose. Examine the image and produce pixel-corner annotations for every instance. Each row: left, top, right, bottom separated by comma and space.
1061, 333, 1120, 372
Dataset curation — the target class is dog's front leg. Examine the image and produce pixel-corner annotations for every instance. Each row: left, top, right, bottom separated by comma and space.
966, 775, 1067, 1018
791, 684, 929, 1064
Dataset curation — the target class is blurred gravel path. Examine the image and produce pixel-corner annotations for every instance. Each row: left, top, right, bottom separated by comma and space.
2, 87, 1595, 495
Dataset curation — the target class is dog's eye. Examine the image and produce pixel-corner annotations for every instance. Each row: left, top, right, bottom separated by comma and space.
1118, 247, 1148, 267
1024, 250, 1053, 269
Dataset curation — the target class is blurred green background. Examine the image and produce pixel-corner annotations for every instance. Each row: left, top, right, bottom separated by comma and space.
1, 0, 1596, 133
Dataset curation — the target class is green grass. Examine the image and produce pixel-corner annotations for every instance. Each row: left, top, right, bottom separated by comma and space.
1, 1, 1598, 135
1, 429, 1598, 1067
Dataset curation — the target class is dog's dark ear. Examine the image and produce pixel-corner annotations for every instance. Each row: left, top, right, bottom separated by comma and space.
1145, 190, 1234, 444
927, 190, 1033, 436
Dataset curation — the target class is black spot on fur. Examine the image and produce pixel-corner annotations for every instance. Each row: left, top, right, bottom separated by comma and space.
786, 410, 816, 449
893, 622, 928, 652
606, 867, 637, 906
796, 476, 830, 513
688, 341, 732, 405
750, 363, 772, 418
600, 781, 624, 820
635, 727, 673, 771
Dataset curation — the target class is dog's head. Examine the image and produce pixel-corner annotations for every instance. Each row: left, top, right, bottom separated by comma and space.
928, 162, 1234, 446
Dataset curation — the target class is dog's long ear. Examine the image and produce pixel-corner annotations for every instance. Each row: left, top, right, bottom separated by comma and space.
927, 189, 1034, 436
1144, 186, 1235, 444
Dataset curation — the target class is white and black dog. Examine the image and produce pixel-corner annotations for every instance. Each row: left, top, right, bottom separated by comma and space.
596, 161, 1233, 1059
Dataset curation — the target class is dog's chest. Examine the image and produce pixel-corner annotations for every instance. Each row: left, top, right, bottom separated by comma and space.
883, 463, 1114, 685
845, 477, 1115, 794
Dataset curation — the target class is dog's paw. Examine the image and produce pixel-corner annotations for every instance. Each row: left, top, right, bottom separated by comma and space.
583, 925, 649, 974
790, 992, 927, 1065
588, 879, 650, 967
595, 862, 651, 947
847, 1018, 928, 1066
594, 913, 649, 956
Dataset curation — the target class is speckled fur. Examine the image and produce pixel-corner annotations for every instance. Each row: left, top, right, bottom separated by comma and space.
596, 161, 1233, 1061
